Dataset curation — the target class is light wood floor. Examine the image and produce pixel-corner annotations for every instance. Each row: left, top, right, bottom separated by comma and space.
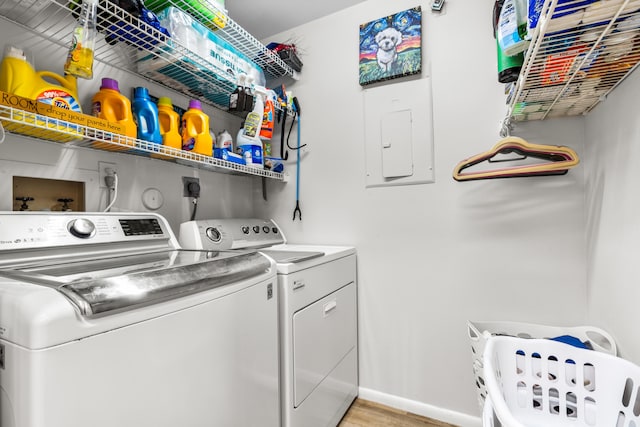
338, 399, 459, 427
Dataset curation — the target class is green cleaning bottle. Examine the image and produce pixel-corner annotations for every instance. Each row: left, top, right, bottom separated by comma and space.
493, 0, 523, 83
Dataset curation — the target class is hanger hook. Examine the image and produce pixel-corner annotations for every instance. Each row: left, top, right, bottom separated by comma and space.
500, 116, 513, 138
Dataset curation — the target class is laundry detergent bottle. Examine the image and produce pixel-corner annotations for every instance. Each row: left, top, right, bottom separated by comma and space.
132, 86, 162, 145
157, 96, 182, 151
259, 88, 275, 141
182, 99, 213, 157
236, 87, 265, 167
0, 45, 82, 112
91, 77, 137, 149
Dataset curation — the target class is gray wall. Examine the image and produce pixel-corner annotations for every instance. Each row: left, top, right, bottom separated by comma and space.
584, 63, 640, 362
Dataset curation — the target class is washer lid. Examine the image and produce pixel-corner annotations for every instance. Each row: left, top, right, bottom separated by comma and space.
259, 249, 324, 264
262, 244, 355, 274
0, 249, 270, 317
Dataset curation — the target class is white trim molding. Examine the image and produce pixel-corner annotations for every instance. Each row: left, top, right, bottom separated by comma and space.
358, 387, 482, 427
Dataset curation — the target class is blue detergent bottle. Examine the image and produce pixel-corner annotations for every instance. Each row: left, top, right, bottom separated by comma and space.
132, 86, 162, 145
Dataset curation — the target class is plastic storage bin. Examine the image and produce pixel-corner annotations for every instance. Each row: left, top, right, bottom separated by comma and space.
482, 336, 640, 427
468, 321, 617, 409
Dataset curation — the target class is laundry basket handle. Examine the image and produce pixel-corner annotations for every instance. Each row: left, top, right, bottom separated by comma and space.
575, 326, 617, 354
482, 339, 529, 427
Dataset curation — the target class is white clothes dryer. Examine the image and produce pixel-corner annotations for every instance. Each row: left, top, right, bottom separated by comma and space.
180, 219, 358, 427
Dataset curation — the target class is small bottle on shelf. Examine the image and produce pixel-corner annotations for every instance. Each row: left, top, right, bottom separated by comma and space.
64, 0, 99, 79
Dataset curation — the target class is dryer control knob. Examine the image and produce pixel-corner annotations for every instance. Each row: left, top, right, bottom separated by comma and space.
205, 227, 221, 242
68, 218, 96, 238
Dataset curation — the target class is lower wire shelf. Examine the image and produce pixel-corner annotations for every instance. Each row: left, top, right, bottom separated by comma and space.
0, 104, 284, 180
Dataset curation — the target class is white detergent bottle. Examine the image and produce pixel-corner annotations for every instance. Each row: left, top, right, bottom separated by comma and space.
236, 86, 266, 167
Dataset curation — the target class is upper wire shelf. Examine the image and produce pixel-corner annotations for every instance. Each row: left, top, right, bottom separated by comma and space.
507, 0, 640, 121
0, 0, 297, 111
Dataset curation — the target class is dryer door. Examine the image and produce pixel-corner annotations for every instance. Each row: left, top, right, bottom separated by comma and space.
292, 283, 357, 407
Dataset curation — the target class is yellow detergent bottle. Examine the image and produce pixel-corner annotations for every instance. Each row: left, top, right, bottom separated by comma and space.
157, 96, 182, 152
0, 46, 82, 112
181, 99, 213, 157
0, 45, 83, 141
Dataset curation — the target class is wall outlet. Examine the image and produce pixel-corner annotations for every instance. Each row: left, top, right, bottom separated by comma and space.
99, 161, 117, 188
182, 176, 200, 197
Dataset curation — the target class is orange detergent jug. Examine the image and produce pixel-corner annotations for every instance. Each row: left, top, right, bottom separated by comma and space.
181, 99, 213, 157
91, 77, 137, 150
157, 97, 182, 151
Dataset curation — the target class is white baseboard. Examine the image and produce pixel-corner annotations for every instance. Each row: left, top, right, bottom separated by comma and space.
357, 387, 482, 427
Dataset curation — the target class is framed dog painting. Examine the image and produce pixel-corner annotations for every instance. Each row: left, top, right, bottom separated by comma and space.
359, 6, 422, 86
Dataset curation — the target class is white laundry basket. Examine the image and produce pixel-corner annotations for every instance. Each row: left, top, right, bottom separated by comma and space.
468, 321, 617, 409
482, 336, 640, 427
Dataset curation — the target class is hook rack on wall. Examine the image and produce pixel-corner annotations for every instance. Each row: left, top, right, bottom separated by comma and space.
452, 136, 580, 182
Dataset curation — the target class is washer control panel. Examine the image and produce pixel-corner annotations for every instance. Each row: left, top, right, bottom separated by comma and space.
0, 213, 171, 252
180, 218, 285, 250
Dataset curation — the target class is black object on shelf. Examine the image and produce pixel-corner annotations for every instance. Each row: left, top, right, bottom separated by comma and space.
266, 43, 303, 72
70, 0, 170, 49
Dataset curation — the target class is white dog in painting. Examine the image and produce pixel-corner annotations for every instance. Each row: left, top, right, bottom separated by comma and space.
375, 27, 403, 72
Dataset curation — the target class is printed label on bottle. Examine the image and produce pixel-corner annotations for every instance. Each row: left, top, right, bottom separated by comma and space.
498, 2, 518, 48
36, 90, 82, 112
92, 101, 102, 115
70, 28, 83, 59
244, 112, 260, 138
183, 138, 195, 151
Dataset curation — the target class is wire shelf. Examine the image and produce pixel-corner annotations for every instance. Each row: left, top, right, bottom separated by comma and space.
508, 0, 640, 121
0, 0, 296, 111
0, 104, 285, 180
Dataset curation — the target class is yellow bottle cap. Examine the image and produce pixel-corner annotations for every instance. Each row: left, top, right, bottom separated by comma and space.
158, 97, 173, 107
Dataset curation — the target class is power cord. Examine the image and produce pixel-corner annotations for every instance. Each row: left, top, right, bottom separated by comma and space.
286, 97, 306, 151
190, 197, 198, 221
104, 171, 118, 212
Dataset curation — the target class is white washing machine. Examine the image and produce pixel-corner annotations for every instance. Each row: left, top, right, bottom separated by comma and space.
180, 219, 358, 427
0, 212, 280, 427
